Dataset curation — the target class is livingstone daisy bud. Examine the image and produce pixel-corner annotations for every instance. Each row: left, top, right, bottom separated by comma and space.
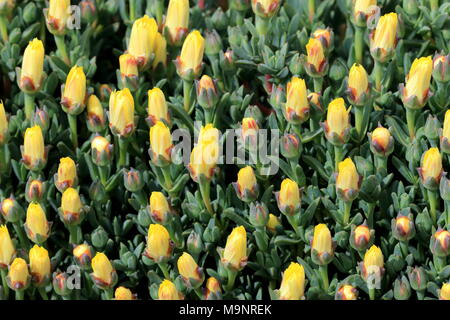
233, 166, 259, 202
52, 271, 71, 296
400, 56, 433, 110
0, 101, 8, 146
370, 12, 398, 63
175, 30, 205, 80
55, 157, 77, 192
196, 75, 219, 110
123, 168, 144, 192
360, 245, 384, 282
19, 38, 45, 94
158, 279, 183, 300
115, 286, 135, 300
128, 15, 158, 70
276, 178, 301, 216
7, 258, 30, 290
32, 107, 50, 134
204, 277, 222, 300
1, 198, 23, 223
251, 0, 281, 18
313, 28, 333, 51
25, 178, 46, 203
0, 225, 15, 268
280, 133, 301, 160
119, 54, 138, 89
430, 229, 450, 257
188, 139, 219, 182
311, 224, 334, 265
222, 226, 247, 271
164, 0, 189, 45
440, 110, 450, 154
322, 98, 350, 145
266, 214, 281, 234
73, 243, 92, 269
248, 202, 269, 228
108, 88, 135, 138
350, 223, 374, 252
241, 117, 259, 147
0, 0, 14, 14
91, 252, 117, 289
347, 63, 369, 106
149, 121, 173, 166
61, 66, 87, 115
177, 252, 204, 288
353, 0, 377, 26
336, 284, 358, 300
418, 147, 443, 190
147, 88, 170, 127
439, 283, 450, 300
392, 213, 415, 242
305, 38, 327, 77
153, 32, 167, 69
149, 192, 171, 224
91, 135, 113, 166
24, 202, 50, 244
284, 77, 309, 124
21, 125, 47, 172
277, 262, 305, 300
369, 126, 394, 157
336, 158, 360, 202
29, 245, 51, 286
145, 224, 172, 263
45, 0, 70, 35
406, 266, 427, 291
432, 53, 450, 83
60, 187, 84, 225
86, 95, 106, 132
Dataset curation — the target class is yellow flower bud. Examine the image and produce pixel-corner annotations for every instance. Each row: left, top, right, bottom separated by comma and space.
336, 158, 359, 191
20, 38, 45, 93
176, 30, 205, 80
149, 192, 171, 224
433, 229, 450, 254
26, 179, 45, 203
396, 216, 411, 235
86, 94, 106, 132
73, 243, 92, 267
420, 147, 442, 184
147, 88, 170, 126
443, 110, 450, 141
91, 252, 115, 287
313, 28, 332, 49
362, 245, 384, 279
370, 12, 398, 62
277, 179, 300, 215
353, 224, 371, 249
158, 279, 183, 300
440, 283, 450, 300
128, 15, 158, 69
46, 0, 70, 34
61, 187, 83, 224
119, 53, 138, 78
222, 226, 247, 271
145, 224, 172, 262
25, 202, 50, 243
325, 98, 350, 143
109, 88, 135, 137
241, 117, 259, 144
22, 125, 46, 171
91, 135, 113, 166
29, 245, 51, 284
188, 140, 219, 182
251, 0, 281, 18
56, 157, 77, 192
62, 66, 87, 114
266, 214, 281, 233
348, 63, 369, 105
198, 123, 219, 145
285, 77, 309, 124
312, 224, 333, 256
153, 32, 167, 69
236, 166, 257, 199
177, 252, 203, 283
196, 75, 219, 110
306, 38, 326, 74
353, 0, 377, 22
278, 262, 305, 300
165, 0, 190, 44
115, 286, 135, 300
336, 284, 358, 300
370, 126, 392, 153
149, 121, 173, 165
403, 56, 433, 106
0, 100, 8, 145
8, 257, 30, 290
0, 225, 15, 267
205, 277, 222, 300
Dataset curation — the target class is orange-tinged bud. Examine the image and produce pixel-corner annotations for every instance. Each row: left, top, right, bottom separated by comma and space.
176, 30, 205, 80
177, 252, 204, 287
336, 284, 358, 300
196, 75, 219, 110
0, 100, 7, 145
147, 88, 170, 126
241, 117, 259, 146
188, 140, 219, 182
29, 244, 51, 285
55, 157, 77, 192
234, 166, 258, 202
251, 0, 281, 18
278, 262, 305, 300
153, 32, 167, 68
266, 214, 281, 233
22, 125, 47, 171
165, 0, 189, 45
323, 98, 350, 145
205, 277, 222, 300
0, 225, 15, 267
222, 226, 247, 271
348, 63, 369, 105
430, 229, 450, 256
336, 158, 360, 202
313, 28, 332, 49
402, 56, 433, 109
198, 123, 219, 145
62, 66, 87, 115
351, 224, 372, 251
276, 178, 301, 216
284, 77, 309, 124
443, 110, 450, 141
370, 12, 398, 63
145, 224, 172, 263
73, 243, 92, 268
46, 0, 70, 35
1, 198, 24, 223
353, 0, 377, 24
86, 94, 106, 132
8, 257, 30, 290
361, 245, 384, 280
311, 224, 333, 265
20, 38, 45, 93
419, 147, 443, 189
91, 252, 116, 288
119, 53, 138, 78
24, 202, 50, 244
392, 214, 415, 241
158, 279, 183, 300
149, 192, 171, 224
432, 53, 450, 83
91, 135, 113, 166
109, 88, 135, 137
370, 126, 393, 156
149, 121, 173, 165
128, 15, 158, 70
61, 187, 84, 225
115, 286, 135, 300
305, 38, 326, 76
440, 283, 450, 300
25, 179, 46, 203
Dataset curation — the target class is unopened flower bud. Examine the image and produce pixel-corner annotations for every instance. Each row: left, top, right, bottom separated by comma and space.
0, 225, 15, 268
418, 147, 443, 190
24, 203, 50, 244
440, 110, 450, 154
1, 198, 23, 223
370, 12, 398, 63
91, 252, 117, 289
158, 279, 183, 300
175, 30, 205, 81
266, 214, 281, 233
123, 168, 144, 192
204, 277, 222, 300
439, 283, 450, 300
119, 54, 138, 89
430, 229, 450, 257
403, 0, 419, 16
249, 202, 269, 227
432, 53, 450, 83
7, 258, 30, 290
149, 121, 173, 166
145, 224, 172, 263
73, 243, 92, 269
29, 245, 51, 286
187, 230, 204, 256
55, 157, 77, 192
233, 166, 258, 202
347, 63, 369, 106
305, 38, 327, 77
311, 224, 334, 265
401, 56, 433, 110
205, 30, 223, 56
353, 0, 378, 26
251, 0, 281, 18
241, 117, 259, 148
115, 286, 135, 300
280, 133, 301, 160
195, 75, 219, 110
128, 15, 158, 70
369, 126, 394, 157
148, 192, 171, 224
21, 125, 47, 172
222, 226, 247, 271
360, 245, 384, 282
60, 187, 84, 226
91, 135, 113, 166
147, 88, 170, 126
164, 0, 189, 46
0, 101, 8, 146
45, 0, 70, 35
336, 158, 360, 202
19, 38, 45, 94
32, 107, 50, 134
284, 77, 309, 124
52, 271, 71, 296
406, 266, 427, 291
80, 0, 97, 24
276, 178, 301, 216
394, 276, 411, 300
313, 28, 333, 51
220, 49, 235, 72
153, 32, 167, 69
335, 284, 358, 300
322, 98, 350, 146
188, 126, 219, 182
277, 262, 305, 300
25, 179, 46, 203
392, 214, 415, 242
109, 88, 135, 138
177, 252, 204, 288
61, 66, 87, 115
350, 223, 373, 252
86, 94, 106, 132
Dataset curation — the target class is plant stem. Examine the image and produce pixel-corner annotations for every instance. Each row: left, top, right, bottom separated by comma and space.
68, 225, 81, 245
405, 108, 417, 141
98, 165, 108, 186
375, 155, 387, 176
308, 0, 315, 23
334, 145, 343, 172
354, 26, 365, 65
0, 15, 7, 42
118, 138, 129, 167
1, 269, 9, 300
13, 222, 30, 250
38, 287, 48, 300
24, 93, 35, 121
354, 105, 364, 141
158, 262, 170, 279
366, 202, 376, 229
54, 35, 70, 65
198, 180, 214, 215
286, 215, 300, 238
373, 60, 384, 93
224, 269, 237, 291
129, 0, 136, 22
319, 265, 329, 291
313, 77, 323, 93
343, 200, 352, 226
15, 290, 24, 300
68, 114, 78, 149
161, 166, 173, 190
430, 0, 439, 11
255, 16, 269, 37
399, 241, 409, 258
104, 288, 113, 300
183, 80, 193, 113
427, 189, 438, 226
369, 288, 376, 300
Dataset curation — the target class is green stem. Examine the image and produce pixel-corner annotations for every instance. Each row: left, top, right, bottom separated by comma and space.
118, 138, 129, 167
161, 166, 173, 191
308, 0, 315, 23
354, 26, 365, 65
183, 80, 193, 113
68, 225, 81, 245
158, 262, 170, 279
154, 0, 164, 26
405, 108, 417, 141
104, 288, 113, 300
255, 16, 269, 37
24, 93, 35, 121
54, 35, 70, 65
98, 165, 108, 187
369, 288, 376, 300
234, 10, 244, 26
427, 189, 438, 226
198, 180, 214, 215
313, 77, 323, 93
445, 200, 450, 229
0, 15, 7, 42
13, 222, 30, 250
1, 269, 9, 300
367, 202, 376, 229
334, 145, 343, 172
375, 155, 388, 176
68, 114, 78, 149
430, 0, 439, 11
38, 287, 48, 300
399, 241, 409, 258
343, 200, 352, 226
374, 60, 384, 93
129, 0, 136, 22
354, 105, 364, 141
224, 269, 237, 292
15, 290, 24, 300
204, 108, 213, 125
286, 215, 300, 238
319, 265, 329, 292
